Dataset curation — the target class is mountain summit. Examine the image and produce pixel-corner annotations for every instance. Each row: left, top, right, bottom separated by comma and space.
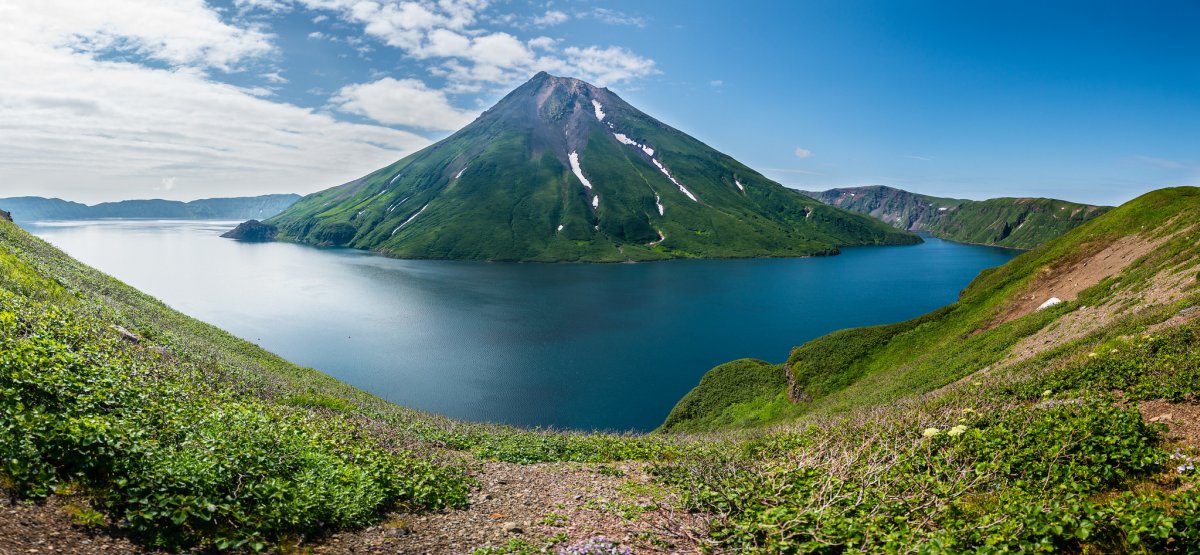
267, 73, 917, 261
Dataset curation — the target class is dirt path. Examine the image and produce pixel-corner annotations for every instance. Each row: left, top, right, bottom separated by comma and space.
311, 461, 709, 554
0, 461, 710, 555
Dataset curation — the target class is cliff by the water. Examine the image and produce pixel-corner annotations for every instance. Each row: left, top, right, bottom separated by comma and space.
220, 220, 278, 242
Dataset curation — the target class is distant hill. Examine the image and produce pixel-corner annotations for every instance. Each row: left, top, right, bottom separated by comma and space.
0, 194, 301, 223
800, 185, 1110, 249
266, 73, 918, 262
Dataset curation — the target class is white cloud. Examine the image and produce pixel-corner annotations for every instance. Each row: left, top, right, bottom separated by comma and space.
528, 36, 557, 51
533, 10, 569, 26
709, 79, 723, 87
235, 0, 293, 12
271, 0, 657, 89
587, 8, 645, 27
559, 46, 658, 87
16, 0, 276, 71
794, 147, 813, 158
307, 31, 327, 40
331, 77, 479, 131
261, 71, 288, 84
0, 0, 432, 203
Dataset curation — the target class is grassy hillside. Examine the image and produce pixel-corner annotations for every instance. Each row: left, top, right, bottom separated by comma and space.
664, 187, 1199, 431
651, 188, 1200, 551
4, 188, 1200, 553
0, 218, 678, 551
803, 185, 1110, 249
267, 74, 917, 262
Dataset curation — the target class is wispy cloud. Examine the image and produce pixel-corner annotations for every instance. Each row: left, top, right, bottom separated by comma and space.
794, 147, 813, 158
1134, 155, 1187, 170
906, 154, 932, 161
761, 168, 825, 176
532, 10, 568, 27
587, 8, 646, 27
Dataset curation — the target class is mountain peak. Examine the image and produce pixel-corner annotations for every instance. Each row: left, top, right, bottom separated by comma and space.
267, 76, 918, 261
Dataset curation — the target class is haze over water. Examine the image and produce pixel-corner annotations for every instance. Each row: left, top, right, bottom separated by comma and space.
27, 220, 1019, 431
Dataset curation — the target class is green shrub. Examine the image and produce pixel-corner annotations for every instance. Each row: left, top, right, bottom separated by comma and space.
0, 292, 469, 550
656, 401, 1174, 553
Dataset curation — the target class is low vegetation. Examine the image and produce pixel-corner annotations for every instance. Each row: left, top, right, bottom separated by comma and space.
2, 186, 1199, 553
0, 218, 675, 550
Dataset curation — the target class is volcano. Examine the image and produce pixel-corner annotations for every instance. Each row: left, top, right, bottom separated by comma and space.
266, 72, 918, 261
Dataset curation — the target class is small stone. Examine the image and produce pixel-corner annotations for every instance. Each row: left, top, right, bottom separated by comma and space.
501, 522, 523, 534
482, 493, 493, 500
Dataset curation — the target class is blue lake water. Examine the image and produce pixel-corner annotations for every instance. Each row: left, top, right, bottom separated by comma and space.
26, 220, 1020, 431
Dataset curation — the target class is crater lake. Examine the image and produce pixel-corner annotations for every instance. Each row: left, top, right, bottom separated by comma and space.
26, 220, 1019, 431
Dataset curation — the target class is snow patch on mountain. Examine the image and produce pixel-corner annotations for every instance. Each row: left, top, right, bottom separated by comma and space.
391, 204, 429, 236
651, 159, 698, 202
568, 151, 593, 190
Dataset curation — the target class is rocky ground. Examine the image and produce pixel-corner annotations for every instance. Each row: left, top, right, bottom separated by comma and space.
310, 461, 710, 554
0, 494, 146, 555
0, 461, 711, 555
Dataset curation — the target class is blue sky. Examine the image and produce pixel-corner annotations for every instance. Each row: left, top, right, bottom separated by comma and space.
1, 0, 1196, 205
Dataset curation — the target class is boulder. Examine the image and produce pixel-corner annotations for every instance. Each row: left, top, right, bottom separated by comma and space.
1036, 297, 1063, 311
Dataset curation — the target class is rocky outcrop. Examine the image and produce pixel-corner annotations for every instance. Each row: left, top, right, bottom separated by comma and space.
220, 220, 278, 242
0, 209, 11, 222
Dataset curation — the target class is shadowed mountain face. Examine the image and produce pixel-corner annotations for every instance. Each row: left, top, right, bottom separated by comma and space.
268, 72, 918, 262
802, 185, 1111, 249
0, 194, 301, 223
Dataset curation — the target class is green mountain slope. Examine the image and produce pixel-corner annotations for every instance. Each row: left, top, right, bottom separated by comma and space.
0, 217, 672, 550
266, 73, 917, 261
0, 194, 301, 223
664, 186, 1200, 432
801, 185, 1110, 249
4, 189, 1200, 553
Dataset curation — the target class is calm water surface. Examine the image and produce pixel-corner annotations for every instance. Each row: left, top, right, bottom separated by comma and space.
27, 220, 1019, 431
